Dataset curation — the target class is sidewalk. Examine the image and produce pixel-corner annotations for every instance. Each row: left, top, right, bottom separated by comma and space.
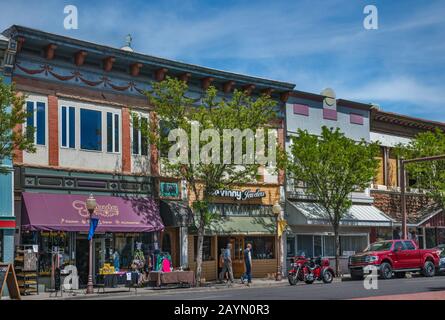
20, 277, 293, 300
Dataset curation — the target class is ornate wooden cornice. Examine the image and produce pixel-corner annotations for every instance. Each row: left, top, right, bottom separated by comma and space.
130, 63, 143, 77
201, 77, 214, 90
103, 56, 115, 72
44, 43, 57, 60
179, 72, 191, 83
280, 91, 290, 103
242, 84, 255, 96
155, 68, 168, 81
74, 50, 87, 66
261, 88, 274, 96
223, 80, 235, 94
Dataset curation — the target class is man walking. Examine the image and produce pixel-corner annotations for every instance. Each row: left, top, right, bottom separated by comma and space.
220, 243, 234, 284
241, 243, 252, 286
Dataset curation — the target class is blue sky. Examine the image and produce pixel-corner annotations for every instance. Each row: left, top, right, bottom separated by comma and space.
0, 0, 444, 121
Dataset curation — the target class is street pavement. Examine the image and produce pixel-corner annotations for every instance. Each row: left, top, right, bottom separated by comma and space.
80, 275, 445, 300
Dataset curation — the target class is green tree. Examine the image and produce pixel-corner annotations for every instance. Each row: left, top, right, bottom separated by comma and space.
0, 77, 35, 173
395, 129, 445, 209
139, 77, 278, 285
280, 127, 379, 275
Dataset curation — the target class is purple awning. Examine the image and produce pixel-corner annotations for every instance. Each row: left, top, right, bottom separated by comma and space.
21, 192, 164, 233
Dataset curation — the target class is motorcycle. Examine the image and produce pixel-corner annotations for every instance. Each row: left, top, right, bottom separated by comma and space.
288, 255, 335, 285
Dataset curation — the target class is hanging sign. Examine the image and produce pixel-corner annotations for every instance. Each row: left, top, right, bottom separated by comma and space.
211, 189, 266, 201
0, 263, 21, 300
160, 182, 180, 198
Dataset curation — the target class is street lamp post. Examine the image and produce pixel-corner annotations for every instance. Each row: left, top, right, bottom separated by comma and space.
272, 202, 282, 281
86, 194, 97, 294
400, 155, 445, 239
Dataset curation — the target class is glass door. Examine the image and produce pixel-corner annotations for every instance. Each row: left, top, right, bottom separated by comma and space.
93, 237, 106, 281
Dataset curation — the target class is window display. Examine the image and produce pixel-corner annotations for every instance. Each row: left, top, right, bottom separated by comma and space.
194, 236, 213, 261
245, 236, 274, 259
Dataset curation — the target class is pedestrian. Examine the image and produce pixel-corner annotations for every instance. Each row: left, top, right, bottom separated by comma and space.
241, 243, 252, 286
219, 243, 234, 284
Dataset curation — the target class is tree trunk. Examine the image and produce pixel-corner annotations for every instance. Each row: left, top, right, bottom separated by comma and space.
195, 216, 205, 287
334, 224, 341, 277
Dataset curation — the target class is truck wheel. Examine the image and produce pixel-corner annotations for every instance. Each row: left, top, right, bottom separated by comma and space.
422, 261, 435, 277
395, 272, 406, 278
380, 263, 393, 280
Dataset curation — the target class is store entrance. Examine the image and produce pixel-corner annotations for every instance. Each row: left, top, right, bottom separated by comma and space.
75, 235, 106, 286
218, 236, 245, 278
75, 237, 89, 286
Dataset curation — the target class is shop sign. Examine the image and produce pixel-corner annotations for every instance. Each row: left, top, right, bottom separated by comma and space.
211, 189, 266, 201
160, 182, 180, 198
72, 200, 119, 218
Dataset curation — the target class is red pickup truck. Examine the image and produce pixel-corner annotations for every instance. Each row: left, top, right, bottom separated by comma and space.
348, 240, 440, 280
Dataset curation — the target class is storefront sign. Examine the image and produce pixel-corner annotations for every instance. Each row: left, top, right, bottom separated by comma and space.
160, 182, 180, 198
211, 189, 266, 201
72, 200, 119, 218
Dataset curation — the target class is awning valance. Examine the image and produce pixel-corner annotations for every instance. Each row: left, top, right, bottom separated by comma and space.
21, 192, 164, 232
159, 200, 194, 227
286, 201, 393, 227
190, 216, 276, 235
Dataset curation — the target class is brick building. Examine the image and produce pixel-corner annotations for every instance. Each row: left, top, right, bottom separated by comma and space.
2, 25, 294, 286
370, 108, 445, 248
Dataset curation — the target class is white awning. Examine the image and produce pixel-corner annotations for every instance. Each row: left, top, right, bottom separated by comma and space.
286, 201, 394, 227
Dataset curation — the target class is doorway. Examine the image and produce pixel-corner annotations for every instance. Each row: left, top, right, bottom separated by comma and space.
218, 236, 245, 278
75, 235, 105, 286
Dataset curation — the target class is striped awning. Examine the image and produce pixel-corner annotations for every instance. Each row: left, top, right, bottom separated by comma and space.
286, 201, 393, 227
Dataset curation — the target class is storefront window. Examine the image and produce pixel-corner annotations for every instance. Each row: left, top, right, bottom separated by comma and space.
295, 234, 368, 258
340, 236, 367, 255
21, 231, 70, 275
162, 233, 172, 254
245, 236, 274, 259
194, 236, 213, 261
297, 235, 313, 257
323, 236, 334, 256
437, 228, 445, 246
286, 236, 295, 257
112, 233, 155, 269
426, 228, 437, 248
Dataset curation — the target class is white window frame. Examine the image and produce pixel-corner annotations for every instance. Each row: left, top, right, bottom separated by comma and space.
131, 112, 149, 156
25, 99, 47, 146
106, 112, 120, 154
60, 105, 75, 149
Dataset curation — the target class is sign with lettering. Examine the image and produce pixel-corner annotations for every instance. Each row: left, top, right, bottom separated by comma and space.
0, 263, 21, 300
160, 182, 180, 198
211, 189, 266, 201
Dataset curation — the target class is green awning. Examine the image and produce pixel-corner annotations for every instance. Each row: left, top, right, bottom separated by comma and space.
190, 216, 276, 235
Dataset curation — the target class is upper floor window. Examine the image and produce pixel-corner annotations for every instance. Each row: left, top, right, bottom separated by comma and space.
292, 104, 309, 116
107, 112, 120, 153
61, 106, 75, 148
26, 101, 46, 145
350, 113, 364, 125
80, 109, 102, 151
132, 116, 148, 156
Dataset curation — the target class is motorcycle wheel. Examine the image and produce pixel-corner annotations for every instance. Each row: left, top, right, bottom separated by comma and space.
288, 274, 298, 286
322, 270, 334, 284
